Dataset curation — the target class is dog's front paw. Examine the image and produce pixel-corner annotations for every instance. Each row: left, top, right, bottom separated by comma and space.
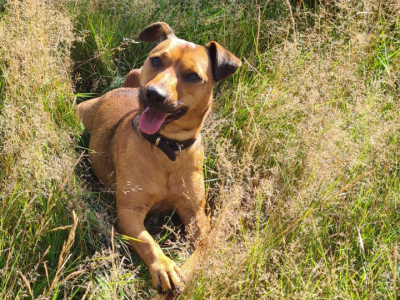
149, 257, 184, 293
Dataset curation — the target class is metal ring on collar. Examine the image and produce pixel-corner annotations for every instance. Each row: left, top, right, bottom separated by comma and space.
175, 142, 182, 156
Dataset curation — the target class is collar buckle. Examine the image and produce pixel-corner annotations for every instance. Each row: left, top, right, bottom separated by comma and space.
155, 137, 161, 147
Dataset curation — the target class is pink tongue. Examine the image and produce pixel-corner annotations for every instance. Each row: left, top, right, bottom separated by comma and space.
139, 107, 168, 134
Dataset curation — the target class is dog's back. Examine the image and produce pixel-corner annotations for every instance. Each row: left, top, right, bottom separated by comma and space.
77, 88, 140, 187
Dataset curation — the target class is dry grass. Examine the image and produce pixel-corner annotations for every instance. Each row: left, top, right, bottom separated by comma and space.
0, 0, 76, 193
0, 0, 85, 298
1, 0, 400, 299
175, 1, 400, 298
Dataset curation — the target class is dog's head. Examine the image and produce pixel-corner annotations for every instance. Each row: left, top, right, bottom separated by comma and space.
137, 22, 241, 139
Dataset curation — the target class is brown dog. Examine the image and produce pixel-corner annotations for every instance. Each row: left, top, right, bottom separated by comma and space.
77, 22, 241, 294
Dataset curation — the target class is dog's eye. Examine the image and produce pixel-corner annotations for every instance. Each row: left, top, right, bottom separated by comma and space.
150, 57, 161, 68
186, 73, 201, 82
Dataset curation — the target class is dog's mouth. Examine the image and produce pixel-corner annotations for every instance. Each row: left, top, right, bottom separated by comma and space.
139, 106, 187, 135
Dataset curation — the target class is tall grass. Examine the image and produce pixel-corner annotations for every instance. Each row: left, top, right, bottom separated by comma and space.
1, 0, 399, 299
0, 1, 85, 298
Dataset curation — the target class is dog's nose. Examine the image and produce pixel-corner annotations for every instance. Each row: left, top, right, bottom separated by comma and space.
145, 86, 167, 105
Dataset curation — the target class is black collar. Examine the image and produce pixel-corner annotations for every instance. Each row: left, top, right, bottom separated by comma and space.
132, 116, 196, 161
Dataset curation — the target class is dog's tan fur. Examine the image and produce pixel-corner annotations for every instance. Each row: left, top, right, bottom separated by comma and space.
77, 22, 241, 294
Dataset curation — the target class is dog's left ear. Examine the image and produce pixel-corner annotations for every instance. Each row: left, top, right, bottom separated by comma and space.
205, 41, 242, 82
139, 22, 176, 43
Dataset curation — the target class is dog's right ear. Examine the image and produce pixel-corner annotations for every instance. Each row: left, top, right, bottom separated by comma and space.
139, 22, 176, 43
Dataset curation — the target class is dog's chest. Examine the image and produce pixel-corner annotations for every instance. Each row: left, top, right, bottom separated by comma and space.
166, 165, 204, 198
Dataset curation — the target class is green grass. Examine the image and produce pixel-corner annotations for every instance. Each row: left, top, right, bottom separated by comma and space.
1, 0, 400, 299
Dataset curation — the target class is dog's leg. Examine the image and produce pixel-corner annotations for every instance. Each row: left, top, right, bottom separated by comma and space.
116, 191, 183, 292
177, 205, 209, 248
149, 208, 210, 300
76, 97, 102, 134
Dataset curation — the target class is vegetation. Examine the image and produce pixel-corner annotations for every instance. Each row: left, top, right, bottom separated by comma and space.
1, 0, 399, 299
